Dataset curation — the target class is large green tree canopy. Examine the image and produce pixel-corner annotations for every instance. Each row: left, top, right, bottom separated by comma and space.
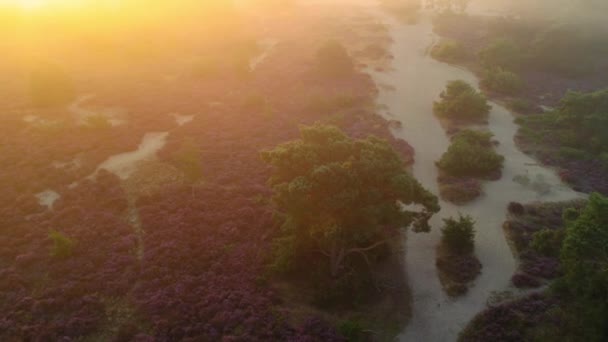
261, 124, 439, 277
561, 193, 608, 302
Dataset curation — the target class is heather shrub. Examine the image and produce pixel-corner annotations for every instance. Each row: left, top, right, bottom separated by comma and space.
530, 229, 564, 257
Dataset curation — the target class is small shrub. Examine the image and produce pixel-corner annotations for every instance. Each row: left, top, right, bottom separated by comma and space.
481, 68, 524, 94
431, 40, 466, 62
441, 214, 476, 254
433, 80, 491, 121
508, 202, 525, 215
49, 230, 76, 259
438, 176, 482, 204
511, 273, 542, 288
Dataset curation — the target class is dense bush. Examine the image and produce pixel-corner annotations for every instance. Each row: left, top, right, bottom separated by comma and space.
437, 130, 504, 178
480, 68, 524, 94
441, 214, 475, 254
433, 80, 491, 121
431, 40, 466, 62
316, 40, 355, 77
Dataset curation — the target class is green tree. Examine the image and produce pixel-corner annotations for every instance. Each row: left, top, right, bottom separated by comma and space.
262, 124, 439, 277
441, 214, 475, 254
433, 80, 491, 121
561, 193, 608, 304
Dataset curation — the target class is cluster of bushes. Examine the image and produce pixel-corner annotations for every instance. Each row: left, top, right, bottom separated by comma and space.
463, 194, 608, 341
437, 129, 504, 178
433, 80, 491, 122
516, 88, 608, 194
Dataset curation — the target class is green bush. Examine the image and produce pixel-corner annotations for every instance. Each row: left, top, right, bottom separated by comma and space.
437, 130, 504, 178
481, 68, 524, 94
531, 229, 564, 257
315, 40, 354, 77
431, 40, 466, 62
441, 214, 476, 254
49, 230, 76, 259
434, 80, 491, 121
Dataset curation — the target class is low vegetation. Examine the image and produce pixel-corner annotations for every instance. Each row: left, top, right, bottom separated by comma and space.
433, 80, 491, 122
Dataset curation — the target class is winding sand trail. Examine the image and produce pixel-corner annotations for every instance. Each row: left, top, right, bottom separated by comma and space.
352, 2, 585, 341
